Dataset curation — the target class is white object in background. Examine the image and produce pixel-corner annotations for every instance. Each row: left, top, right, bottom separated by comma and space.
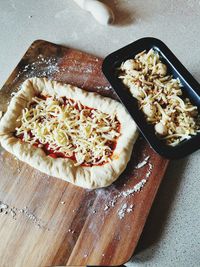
73, 0, 114, 25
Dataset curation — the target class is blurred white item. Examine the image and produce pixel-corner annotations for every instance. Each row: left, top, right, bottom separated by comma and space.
73, 0, 114, 25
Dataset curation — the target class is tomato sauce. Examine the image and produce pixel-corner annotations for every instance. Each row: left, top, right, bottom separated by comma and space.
17, 132, 118, 166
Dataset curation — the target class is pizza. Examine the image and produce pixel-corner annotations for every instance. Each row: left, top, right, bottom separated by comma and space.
0, 78, 138, 188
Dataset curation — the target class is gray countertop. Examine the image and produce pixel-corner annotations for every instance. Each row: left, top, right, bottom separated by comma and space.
0, 0, 200, 266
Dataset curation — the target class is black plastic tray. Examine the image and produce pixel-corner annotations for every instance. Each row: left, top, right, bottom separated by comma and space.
102, 37, 200, 159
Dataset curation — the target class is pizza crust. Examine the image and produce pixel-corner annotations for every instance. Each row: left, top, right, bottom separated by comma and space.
0, 78, 138, 189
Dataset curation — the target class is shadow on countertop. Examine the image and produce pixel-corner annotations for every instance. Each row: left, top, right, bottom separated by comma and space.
102, 0, 135, 26
129, 157, 188, 262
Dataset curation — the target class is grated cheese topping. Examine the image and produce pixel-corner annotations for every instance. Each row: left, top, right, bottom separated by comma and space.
15, 95, 120, 166
119, 49, 200, 146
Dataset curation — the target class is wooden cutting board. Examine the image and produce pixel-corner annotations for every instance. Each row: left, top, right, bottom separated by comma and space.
0, 40, 168, 267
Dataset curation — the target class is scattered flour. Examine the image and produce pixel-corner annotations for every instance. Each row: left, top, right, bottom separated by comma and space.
118, 204, 134, 220
118, 203, 127, 219
19, 206, 45, 228
96, 85, 113, 91
0, 200, 45, 229
104, 205, 109, 211
14, 55, 60, 82
0, 202, 9, 215
135, 156, 150, 169
101, 156, 153, 219
120, 179, 147, 197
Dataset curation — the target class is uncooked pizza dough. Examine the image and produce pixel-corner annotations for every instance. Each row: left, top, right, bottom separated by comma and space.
0, 78, 138, 189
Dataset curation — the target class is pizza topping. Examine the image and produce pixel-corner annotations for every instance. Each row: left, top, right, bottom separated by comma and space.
15, 95, 120, 166
119, 49, 200, 146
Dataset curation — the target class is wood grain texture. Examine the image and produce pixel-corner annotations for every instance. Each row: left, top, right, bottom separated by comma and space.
0, 40, 169, 267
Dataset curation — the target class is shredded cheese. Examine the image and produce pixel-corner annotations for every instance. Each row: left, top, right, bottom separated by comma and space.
15, 95, 120, 166
119, 49, 200, 145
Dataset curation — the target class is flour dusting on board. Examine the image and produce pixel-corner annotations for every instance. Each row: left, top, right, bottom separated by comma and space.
13, 55, 114, 94
118, 203, 134, 219
14, 55, 60, 82
0, 200, 46, 229
135, 156, 150, 169
96, 85, 113, 91
94, 155, 153, 220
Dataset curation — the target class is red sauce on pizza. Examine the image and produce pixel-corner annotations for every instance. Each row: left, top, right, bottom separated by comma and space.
18, 133, 118, 166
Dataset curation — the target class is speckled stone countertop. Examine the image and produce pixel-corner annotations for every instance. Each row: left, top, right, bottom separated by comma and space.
0, 0, 200, 266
